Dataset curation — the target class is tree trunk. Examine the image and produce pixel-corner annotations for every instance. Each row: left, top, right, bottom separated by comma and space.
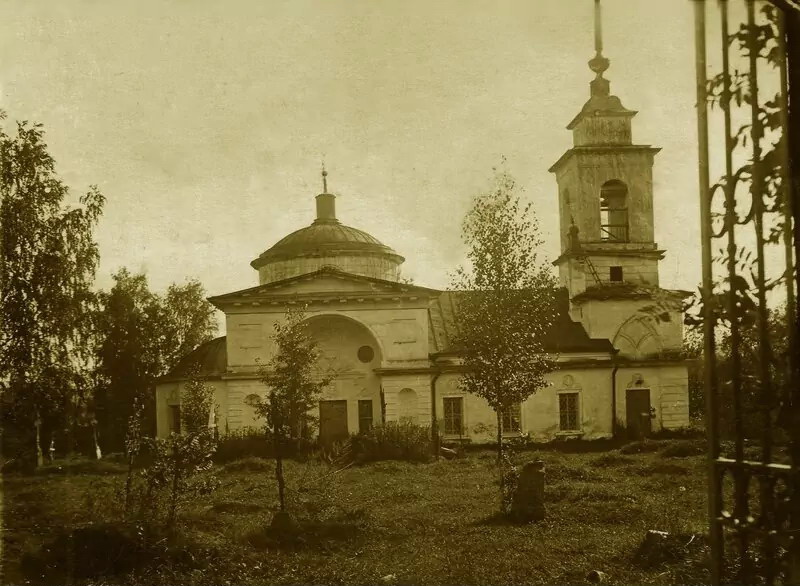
496, 409, 504, 464
275, 432, 286, 511
168, 452, 181, 529
34, 418, 43, 468
124, 453, 135, 516
93, 423, 102, 460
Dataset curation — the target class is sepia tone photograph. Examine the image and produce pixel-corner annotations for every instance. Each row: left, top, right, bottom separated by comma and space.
1, 0, 799, 584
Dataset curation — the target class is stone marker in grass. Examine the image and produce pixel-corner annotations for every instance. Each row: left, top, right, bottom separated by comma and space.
511, 460, 546, 522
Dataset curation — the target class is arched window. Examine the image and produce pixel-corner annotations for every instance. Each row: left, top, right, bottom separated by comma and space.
600, 180, 629, 242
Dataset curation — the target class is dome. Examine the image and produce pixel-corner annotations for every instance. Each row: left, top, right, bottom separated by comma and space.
250, 220, 403, 267
250, 187, 404, 284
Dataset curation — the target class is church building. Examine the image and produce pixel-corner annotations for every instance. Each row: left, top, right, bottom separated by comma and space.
155, 12, 691, 444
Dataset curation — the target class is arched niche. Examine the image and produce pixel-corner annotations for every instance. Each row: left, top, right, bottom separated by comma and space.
600, 180, 629, 242
613, 316, 663, 359
398, 388, 418, 423
303, 313, 383, 379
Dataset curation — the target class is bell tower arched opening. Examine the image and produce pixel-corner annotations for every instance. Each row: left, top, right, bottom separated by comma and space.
600, 180, 629, 242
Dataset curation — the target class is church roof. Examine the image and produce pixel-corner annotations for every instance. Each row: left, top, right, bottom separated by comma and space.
427, 288, 614, 356
208, 266, 439, 305
571, 283, 693, 304
159, 336, 227, 382
251, 221, 404, 268
250, 179, 404, 269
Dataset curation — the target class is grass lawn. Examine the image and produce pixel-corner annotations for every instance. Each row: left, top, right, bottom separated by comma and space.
2, 439, 711, 585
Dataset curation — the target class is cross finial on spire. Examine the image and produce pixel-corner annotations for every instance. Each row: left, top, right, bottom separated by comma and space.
594, 0, 603, 57
588, 0, 610, 96
321, 160, 328, 193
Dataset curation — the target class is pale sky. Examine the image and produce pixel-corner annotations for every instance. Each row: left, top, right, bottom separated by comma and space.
2, 0, 713, 311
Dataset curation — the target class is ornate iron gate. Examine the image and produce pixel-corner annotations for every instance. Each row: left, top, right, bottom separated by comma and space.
693, 0, 800, 583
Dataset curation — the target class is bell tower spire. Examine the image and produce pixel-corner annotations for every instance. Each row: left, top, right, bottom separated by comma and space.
549, 0, 663, 304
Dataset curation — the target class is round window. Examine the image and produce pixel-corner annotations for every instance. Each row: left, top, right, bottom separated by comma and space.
357, 345, 375, 363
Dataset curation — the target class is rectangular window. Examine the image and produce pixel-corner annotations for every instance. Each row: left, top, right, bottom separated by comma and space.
501, 403, 522, 433
610, 266, 623, 282
358, 400, 373, 433
559, 393, 580, 431
168, 405, 181, 434
443, 397, 464, 435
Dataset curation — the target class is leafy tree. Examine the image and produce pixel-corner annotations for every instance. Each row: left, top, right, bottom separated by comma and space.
141, 373, 218, 529
249, 307, 331, 513
94, 270, 217, 452
0, 111, 104, 465
451, 167, 559, 468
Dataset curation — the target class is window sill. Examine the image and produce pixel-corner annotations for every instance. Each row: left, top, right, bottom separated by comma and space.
555, 430, 584, 438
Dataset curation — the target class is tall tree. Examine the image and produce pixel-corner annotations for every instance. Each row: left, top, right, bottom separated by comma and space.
94, 270, 217, 452
249, 307, 331, 514
451, 168, 559, 466
0, 111, 104, 465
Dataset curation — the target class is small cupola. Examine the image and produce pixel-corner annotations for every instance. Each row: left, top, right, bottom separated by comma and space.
314, 168, 338, 224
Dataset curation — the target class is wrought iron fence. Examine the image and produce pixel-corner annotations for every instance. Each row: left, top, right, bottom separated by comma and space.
693, 0, 800, 583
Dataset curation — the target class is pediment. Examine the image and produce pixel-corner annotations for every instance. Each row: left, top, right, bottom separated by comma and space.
209, 268, 439, 305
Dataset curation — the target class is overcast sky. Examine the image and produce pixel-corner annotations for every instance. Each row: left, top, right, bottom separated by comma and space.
2, 0, 731, 309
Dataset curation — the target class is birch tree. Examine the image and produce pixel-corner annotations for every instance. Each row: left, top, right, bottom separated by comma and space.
452, 168, 559, 465
249, 307, 331, 514
0, 111, 104, 465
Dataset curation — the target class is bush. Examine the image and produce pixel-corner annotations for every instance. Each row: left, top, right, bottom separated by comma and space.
214, 428, 313, 463
349, 422, 431, 463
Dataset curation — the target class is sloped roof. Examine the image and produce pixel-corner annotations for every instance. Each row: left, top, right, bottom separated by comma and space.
208, 266, 440, 305
160, 336, 227, 381
427, 288, 614, 355
571, 283, 693, 304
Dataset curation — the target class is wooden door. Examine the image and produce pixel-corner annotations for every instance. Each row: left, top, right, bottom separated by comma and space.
625, 388, 652, 439
319, 400, 348, 446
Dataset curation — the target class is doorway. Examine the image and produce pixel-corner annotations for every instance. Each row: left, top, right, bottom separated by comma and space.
319, 400, 348, 447
625, 388, 652, 439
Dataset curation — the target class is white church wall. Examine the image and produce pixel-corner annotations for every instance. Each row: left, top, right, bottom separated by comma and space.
381, 374, 432, 425
614, 365, 690, 431
224, 304, 431, 371
434, 368, 615, 443
155, 379, 228, 438
577, 298, 683, 353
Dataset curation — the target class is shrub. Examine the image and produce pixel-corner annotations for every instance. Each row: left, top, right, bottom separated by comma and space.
214, 427, 314, 463
349, 421, 431, 463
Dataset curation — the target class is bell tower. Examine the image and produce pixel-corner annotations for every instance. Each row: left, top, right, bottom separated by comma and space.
550, 0, 664, 301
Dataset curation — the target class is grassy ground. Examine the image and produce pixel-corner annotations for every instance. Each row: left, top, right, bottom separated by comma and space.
2, 439, 711, 585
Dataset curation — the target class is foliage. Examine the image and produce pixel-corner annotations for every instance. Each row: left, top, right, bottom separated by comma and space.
349, 421, 431, 463
94, 270, 217, 451
123, 398, 145, 516
0, 110, 105, 462
499, 452, 519, 514
451, 166, 559, 466
249, 306, 332, 511
140, 375, 219, 529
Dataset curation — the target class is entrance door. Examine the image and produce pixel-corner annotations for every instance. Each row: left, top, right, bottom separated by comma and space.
626, 389, 652, 439
319, 400, 348, 446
